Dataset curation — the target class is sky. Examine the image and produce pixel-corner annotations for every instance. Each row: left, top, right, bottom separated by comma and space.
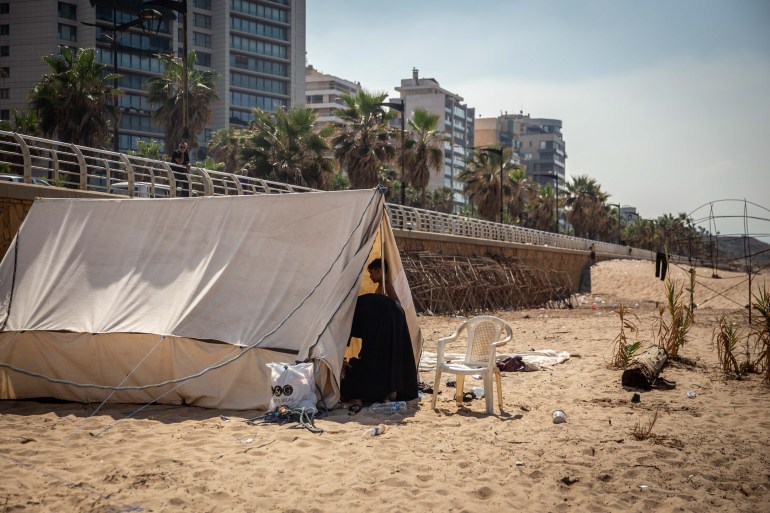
306, 0, 770, 239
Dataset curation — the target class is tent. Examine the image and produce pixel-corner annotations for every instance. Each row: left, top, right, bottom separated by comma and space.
0, 188, 422, 409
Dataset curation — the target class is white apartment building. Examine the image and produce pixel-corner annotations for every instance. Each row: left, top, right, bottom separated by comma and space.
395, 68, 474, 209
304, 64, 359, 127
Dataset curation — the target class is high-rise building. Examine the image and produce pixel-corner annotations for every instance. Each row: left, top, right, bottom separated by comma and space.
476, 111, 567, 190
0, 0, 306, 156
304, 64, 360, 127
395, 68, 474, 209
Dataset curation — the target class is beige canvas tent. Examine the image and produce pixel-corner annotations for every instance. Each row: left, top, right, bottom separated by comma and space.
0, 188, 421, 409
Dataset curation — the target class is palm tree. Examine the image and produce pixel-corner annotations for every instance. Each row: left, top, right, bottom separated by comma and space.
565, 175, 609, 239
130, 139, 164, 159
428, 186, 454, 214
526, 184, 557, 231
208, 127, 243, 174
28, 47, 120, 147
507, 167, 532, 224
331, 89, 397, 189
404, 108, 447, 207
457, 147, 519, 222
240, 106, 336, 190
146, 51, 220, 152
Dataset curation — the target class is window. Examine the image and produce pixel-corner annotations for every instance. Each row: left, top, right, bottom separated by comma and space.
230, 35, 287, 59
0, 109, 9, 121
0, 88, 8, 99
231, 0, 288, 23
0, 45, 8, 56
0, 24, 8, 36
193, 0, 211, 9
231, 72, 287, 95
58, 23, 77, 42
305, 94, 323, 103
231, 16, 287, 40
230, 54, 287, 76
193, 31, 211, 48
58, 2, 76, 20
0, 3, 8, 14
230, 91, 287, 112
197, 51, 211, 67
194, 13, 211, 30
1, 66, 9, 77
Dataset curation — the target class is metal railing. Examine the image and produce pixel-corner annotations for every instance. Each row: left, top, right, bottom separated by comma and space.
0, 129, 651, 260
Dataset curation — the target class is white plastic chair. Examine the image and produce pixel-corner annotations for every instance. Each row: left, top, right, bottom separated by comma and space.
431, 316, 513, 414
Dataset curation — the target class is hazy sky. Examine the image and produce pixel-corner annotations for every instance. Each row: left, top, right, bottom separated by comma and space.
306, 0, 770, 239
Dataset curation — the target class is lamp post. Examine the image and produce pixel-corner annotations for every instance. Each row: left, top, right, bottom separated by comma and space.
480, 147, 504, 224
142, 0, 189, 141
373, 99, 406, 206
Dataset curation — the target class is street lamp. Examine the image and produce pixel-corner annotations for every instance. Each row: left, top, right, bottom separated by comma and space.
480, 147, 504, 224
142, 0, 189, 140
373, 99, 406, 206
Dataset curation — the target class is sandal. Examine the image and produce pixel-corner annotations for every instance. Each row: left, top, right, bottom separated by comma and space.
462, 391, 474, 402
348, 404, 362, 415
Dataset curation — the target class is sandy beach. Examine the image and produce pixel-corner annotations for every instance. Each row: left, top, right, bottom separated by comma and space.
1, 258, 769, 513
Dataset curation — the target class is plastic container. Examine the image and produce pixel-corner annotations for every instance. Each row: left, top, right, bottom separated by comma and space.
552, 410, 567, 424
363, 424, 388, 437
471, 386, 485, 399
369, 401, 407, 414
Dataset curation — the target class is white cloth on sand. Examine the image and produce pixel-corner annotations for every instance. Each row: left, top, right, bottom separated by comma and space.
419, 349, 569, 372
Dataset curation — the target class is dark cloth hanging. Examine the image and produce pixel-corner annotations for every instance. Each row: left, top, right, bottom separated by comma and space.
340, 293, 419, 403
655, 252, 668, 281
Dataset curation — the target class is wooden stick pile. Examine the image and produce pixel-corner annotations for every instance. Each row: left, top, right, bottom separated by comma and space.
400, 251, 574, 316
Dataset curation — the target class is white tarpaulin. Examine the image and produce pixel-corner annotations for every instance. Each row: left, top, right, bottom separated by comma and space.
0, 189, 421, 409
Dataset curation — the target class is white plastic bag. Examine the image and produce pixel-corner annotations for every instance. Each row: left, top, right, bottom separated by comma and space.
266, 362, 317, 412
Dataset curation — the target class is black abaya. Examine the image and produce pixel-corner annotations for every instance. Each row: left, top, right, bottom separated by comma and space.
340, 293, 419, 403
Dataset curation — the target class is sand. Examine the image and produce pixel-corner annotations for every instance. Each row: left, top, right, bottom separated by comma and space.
1, 259, 769, 512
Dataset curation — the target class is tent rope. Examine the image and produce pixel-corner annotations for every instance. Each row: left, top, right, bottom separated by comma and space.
0, 189, 385, 393
244, 406, 323, 434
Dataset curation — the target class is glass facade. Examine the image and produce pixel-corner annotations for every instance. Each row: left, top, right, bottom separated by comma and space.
231, 72, 287, 95
230, 54, 288, 76
230, 35, 287, 58
231, 0, 287, 22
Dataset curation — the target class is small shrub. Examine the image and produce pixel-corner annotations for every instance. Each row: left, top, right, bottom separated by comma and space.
609, 304, 642, 369
632, 408, 660, 440
749, 285, 770, 387
655, 279, 692, 360
712, 316, 743, 378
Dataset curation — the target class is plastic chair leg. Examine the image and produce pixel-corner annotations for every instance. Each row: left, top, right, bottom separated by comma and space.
495, 371, 503, 412
484, 375, 494, 414
455, 375, 465, 405
432, 368, 442, 409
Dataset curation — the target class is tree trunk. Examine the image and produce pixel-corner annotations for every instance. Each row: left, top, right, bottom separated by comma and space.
622, 346, 668, 389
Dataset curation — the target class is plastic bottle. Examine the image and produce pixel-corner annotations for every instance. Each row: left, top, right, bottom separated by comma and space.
369, 401, 407, 414
362, 424, 388, 436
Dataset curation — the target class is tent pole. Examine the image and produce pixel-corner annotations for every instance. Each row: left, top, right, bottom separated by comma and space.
380, 217, 386, 294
